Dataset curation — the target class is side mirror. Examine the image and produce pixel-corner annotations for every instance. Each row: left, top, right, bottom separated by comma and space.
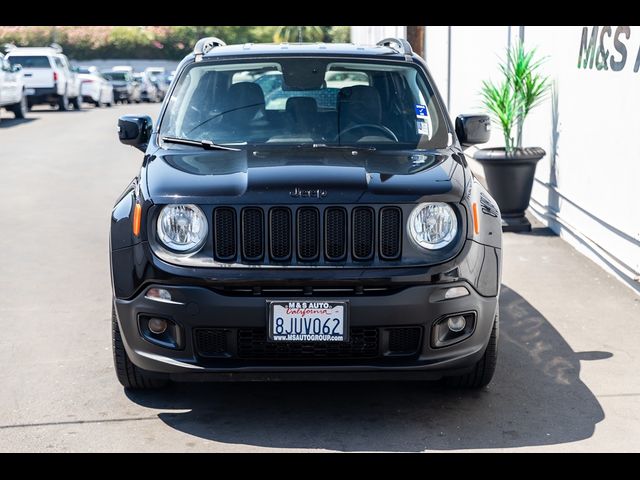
118, 115, 152, 152
11, 64, 22, 73
455, 114, 491, 148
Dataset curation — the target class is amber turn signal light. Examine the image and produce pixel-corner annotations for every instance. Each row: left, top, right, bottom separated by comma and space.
132, 203, 142, 236
472, 202, 480, 235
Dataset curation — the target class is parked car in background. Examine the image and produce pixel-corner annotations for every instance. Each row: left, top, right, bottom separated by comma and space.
5, 45, 82, 111
133, 72, 160, 103
325, 71, 369, 89
144, 67, 168, 100
103, 70, 140, 104
167, 70, 177, 84
112, 65, 134, 73
77, 66, 114, 108
0, 52, 27, 120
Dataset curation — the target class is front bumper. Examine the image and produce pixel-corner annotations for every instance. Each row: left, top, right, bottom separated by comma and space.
114, 279, 498, 381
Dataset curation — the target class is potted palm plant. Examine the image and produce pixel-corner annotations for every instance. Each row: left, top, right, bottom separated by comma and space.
474, 41, 550, 232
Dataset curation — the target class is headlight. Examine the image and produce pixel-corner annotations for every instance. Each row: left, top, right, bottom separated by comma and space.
156, 204, 208, 253
408, 202, 458, 250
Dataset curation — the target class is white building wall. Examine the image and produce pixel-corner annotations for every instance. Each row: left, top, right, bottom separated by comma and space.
351, 26, 640, 293
423, 26, 450, 107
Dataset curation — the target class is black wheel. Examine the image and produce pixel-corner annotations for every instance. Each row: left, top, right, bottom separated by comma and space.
71, 94, 82, 110
10, 95, 27, 119
112, 304, 169, 390
57, 92, 69, 111
94, 98, 101, 108
445, 312, 499, 389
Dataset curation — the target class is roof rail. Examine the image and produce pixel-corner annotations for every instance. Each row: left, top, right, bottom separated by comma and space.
193, 37, 226, 62
50, 43, 63, 53
376, 38, 413, 59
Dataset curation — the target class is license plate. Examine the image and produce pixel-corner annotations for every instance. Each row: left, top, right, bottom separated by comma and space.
25, 88, 35, 95
268, 301, 348, 342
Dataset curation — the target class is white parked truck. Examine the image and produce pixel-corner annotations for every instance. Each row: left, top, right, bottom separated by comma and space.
5, 45, 82, 111
0, 52, 27, 120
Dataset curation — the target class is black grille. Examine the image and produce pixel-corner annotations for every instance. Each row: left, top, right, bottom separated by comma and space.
238, 328, 378, 359
379, 207, 402, 260
212, 206, 402, 265
241, 208, 264, 261
388, 327, 422, 354
269, 208, 292, 261
213, 208, 236, 261
352, 207, 375, 260
297, 207, 320, 261
194, 329, 230, 357
325, 207, 347, 260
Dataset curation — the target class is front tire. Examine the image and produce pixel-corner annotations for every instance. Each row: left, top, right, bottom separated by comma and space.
70, 94, 82, 110
445, 312, 499, 389
112, 304, 168, 390
57, 92, 69, 111
10, 95, 27, 119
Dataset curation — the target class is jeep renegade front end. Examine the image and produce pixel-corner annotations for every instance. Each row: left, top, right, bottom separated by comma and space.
111, 37, 502, 390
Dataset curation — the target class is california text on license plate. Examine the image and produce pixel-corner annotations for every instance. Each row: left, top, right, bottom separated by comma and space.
268, 301, 348, 342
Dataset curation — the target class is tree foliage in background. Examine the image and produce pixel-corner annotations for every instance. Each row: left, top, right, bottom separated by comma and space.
480, 41, 550, 154
0, 26, 351, 61
274, 26, 324, 42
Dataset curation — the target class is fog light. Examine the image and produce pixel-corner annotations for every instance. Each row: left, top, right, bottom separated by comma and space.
447, 315, 466, 332
431, 312, 476, 348
148, 318, 168, 335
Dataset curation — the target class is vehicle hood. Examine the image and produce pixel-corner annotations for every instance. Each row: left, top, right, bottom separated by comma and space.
143, 147, 466, 205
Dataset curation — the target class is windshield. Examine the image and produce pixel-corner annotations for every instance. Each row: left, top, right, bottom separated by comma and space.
159, 58, 449, 149
7, 55, 51, 68
103, 72, 128, 81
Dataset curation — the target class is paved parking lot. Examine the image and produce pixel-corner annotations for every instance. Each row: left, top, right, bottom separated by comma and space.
0, 104, 638, 452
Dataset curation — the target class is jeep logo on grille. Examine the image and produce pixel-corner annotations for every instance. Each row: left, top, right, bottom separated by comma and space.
290, 187, 328, 199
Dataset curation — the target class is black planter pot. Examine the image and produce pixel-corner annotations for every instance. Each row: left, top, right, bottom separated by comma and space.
473, 147, 546, 232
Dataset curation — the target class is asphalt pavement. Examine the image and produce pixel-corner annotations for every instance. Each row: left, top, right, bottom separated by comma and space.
0, 103, 638, 452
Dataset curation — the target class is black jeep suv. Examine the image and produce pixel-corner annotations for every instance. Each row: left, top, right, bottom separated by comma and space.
111, 37, 502, 390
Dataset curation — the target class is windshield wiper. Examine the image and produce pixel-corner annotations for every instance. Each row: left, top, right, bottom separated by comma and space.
161, 136, 241, 152
300, 144, 377, 152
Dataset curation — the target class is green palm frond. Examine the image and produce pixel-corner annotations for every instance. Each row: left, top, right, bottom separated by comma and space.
481, 40, 550, 153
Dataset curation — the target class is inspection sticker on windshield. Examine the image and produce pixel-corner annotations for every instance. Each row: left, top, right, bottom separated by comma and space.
417, 119, 431, 137
415, 104, 429, 118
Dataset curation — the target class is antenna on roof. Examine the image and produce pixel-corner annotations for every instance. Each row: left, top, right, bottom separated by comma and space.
50, 43, 63, 53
